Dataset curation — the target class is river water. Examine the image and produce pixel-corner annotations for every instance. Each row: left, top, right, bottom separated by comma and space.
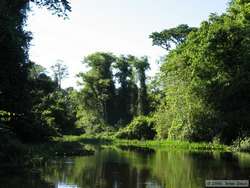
1, 146, 250, 188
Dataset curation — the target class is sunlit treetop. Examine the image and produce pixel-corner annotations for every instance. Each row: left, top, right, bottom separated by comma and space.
150, 24, 197, 51
228, 0, 250, 21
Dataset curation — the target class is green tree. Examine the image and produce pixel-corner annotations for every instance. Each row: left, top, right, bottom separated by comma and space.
113, 55, 135, 125
77, 52, 116, 130
26, 63, 79, 139
0, 0, 71, 142
152, 0, 250, 144
28, 61, 47, 80
150, 24, 197, 50
132, 56, 150, 116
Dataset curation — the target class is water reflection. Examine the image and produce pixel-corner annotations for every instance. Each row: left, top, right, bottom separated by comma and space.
0, 172, 54, 188
1, 147, 250, 188
117, 145, 155, 154
56, 183, 78, 188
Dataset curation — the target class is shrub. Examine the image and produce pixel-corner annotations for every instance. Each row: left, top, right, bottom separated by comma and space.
11, 115, 58, 142
0, 125, 28, 165
116, 116, 156, 140
236, 137, 250, 152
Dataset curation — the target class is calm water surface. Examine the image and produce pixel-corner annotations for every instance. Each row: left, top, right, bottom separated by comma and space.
1, 146, 250, 188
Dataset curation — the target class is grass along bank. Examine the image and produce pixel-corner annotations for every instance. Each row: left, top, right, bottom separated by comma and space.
61, 135, 231, 152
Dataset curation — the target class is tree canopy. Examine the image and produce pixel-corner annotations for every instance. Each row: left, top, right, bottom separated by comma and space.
151, 0, 250, 144
149, 24, 197, 50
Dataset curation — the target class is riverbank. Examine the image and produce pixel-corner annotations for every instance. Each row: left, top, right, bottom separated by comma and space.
0, 139, 94, 169
28, 140, 94, 158
61, 135, 231, 152
1, 134, 246, 169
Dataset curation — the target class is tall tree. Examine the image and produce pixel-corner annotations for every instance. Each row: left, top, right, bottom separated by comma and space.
51, 60, 69, 89
0, 0, 71, 141
78, 52, 116, 126
132, 56, 150, 116
0, 0, 31, 116
113, 55, 134, 124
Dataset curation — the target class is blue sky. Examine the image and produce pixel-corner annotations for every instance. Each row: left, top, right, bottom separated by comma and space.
27, 0, 229, 88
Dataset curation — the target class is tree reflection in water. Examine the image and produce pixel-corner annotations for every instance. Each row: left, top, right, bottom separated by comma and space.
1, 147, 250, 188
41, 148, 250, 188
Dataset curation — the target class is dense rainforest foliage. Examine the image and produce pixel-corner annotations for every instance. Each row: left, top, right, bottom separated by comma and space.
0, 0, 72, 162
76, 53, 151, 133
1, 0, 250, 164
152, 0, 250, 145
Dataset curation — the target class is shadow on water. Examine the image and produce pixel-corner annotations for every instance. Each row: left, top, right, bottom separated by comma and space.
1, 147, 250, 188
0, 170, 54, 188
77, 137, 113, 145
